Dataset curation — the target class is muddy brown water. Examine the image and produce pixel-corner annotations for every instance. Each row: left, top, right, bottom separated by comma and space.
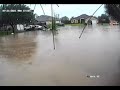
0, 25, 120, 86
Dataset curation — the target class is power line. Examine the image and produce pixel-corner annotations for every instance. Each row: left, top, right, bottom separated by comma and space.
56, 4, 59, 7
40, 4, 45, 15
33, 4, 36, 12
79, 4, 103, 39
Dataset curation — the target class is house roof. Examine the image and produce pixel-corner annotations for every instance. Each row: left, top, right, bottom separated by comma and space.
76, 14, 89, 20
71, 14, 97, 20
35, 15, 60, 22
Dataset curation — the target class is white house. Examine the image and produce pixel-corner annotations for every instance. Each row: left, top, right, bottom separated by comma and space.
71, 14, 98, 25
16, 24, 24, 31
71, 18, 79, 23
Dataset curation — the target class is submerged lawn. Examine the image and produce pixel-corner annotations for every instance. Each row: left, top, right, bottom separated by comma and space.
65, 23, 85, 27
0, 31, 13, 37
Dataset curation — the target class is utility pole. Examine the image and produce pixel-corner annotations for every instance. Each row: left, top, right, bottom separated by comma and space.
51, 4, 53, 30
51, 4, 55, 49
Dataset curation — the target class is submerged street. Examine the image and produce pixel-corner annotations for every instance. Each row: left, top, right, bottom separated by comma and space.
0, 25, 120, 86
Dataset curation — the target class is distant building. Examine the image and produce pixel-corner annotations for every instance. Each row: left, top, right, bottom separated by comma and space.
35, 15, 61, 25
70, 14, 98, 25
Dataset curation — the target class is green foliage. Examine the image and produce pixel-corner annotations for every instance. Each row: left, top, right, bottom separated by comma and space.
51, 14, 57, 31
98, 14, 110, 23
0, 4, 35, 25
105, 4, 120, 22
65, 23, 84, 26
61, 16, 70, 24
48, 24, 52, 29
0, 31, 13, 36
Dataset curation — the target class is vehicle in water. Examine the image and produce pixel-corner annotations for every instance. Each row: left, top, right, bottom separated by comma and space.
24, 25, 43, 31
56, 23, 65, 26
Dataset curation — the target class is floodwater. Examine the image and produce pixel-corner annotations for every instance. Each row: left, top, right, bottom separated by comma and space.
0, 25, 120, 86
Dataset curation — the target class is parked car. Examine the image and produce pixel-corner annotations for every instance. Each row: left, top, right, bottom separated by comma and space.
24, 24, 48, 31
24, 25, 32, 31
56, 23, 65, 26
112, 22, 119, 25
34, 25, 42, 30
24, 25, 41, 31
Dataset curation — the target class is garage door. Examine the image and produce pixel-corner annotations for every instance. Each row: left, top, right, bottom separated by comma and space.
92, 20, 97, 25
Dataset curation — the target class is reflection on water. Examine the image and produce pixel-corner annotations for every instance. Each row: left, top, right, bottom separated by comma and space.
0, 25, 120, 86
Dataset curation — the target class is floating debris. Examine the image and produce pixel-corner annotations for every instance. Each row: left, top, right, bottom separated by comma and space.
86, 75, 100, 78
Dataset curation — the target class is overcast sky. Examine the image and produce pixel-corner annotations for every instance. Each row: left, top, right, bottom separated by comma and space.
26, 4, 105, 19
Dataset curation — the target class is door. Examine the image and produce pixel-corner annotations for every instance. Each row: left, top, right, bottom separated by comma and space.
80, 19, 85, 24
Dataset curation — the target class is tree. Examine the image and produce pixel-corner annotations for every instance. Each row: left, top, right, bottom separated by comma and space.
61, 16, 70, 24
105, 4, 120, 22
98, 14, 110, 24
0, 4, 35, 33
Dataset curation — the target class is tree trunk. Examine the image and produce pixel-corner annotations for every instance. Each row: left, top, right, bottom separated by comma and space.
10, 24, 15, 34
5, 25, 8, 35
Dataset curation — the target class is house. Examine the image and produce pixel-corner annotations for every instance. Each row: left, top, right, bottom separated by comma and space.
35, 15, 61, 26
16, 24, 24, 31
71, 14, 98, 25
71, 17, 79, 23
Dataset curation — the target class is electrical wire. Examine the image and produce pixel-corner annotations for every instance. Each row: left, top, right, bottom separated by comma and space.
40, 4, 45, 15
33, 4, 36, 12
56, 4, 59, 7
79, 4, 103, 39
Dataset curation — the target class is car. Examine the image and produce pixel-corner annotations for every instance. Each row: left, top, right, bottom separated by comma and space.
34, 25, 42, 30
112, 22, 119, 25
56, 23, 65, 26
24, 25, 37, 31
24, 25, 31, 31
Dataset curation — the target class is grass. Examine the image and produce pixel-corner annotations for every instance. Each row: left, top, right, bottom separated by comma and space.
102, 23, 110, 26
98, 23, 110, 26
65, 23, 85, 26
0, 31, 13, 37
